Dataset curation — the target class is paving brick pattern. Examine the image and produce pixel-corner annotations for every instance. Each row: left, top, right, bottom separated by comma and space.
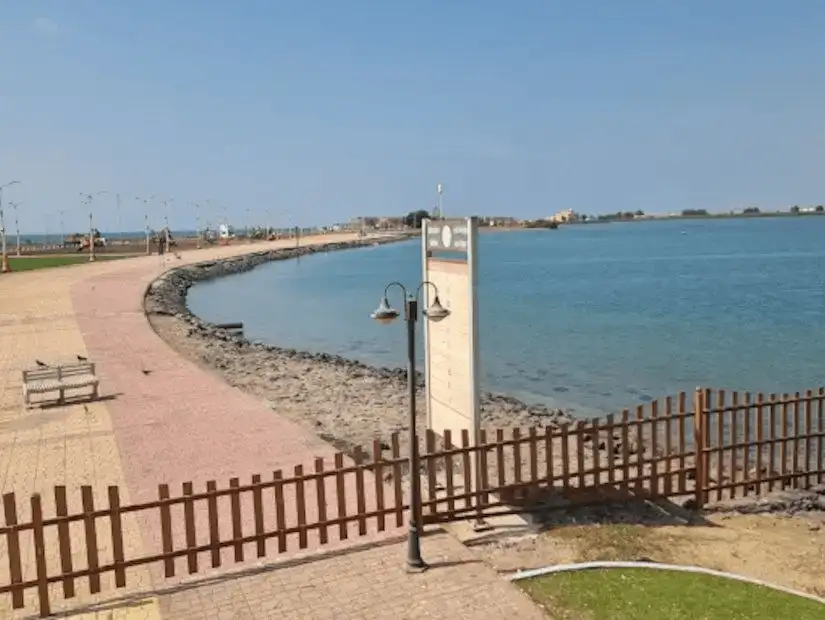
0, 238, 547, 619
157, 533, 546, 620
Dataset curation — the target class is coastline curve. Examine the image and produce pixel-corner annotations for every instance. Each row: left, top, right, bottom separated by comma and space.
142, 234, 576, 462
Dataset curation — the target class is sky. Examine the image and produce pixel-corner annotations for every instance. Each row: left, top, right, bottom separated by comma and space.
1, 1, 825, 233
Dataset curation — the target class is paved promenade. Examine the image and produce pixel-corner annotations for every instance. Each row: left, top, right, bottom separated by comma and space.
0, 236, 545, 619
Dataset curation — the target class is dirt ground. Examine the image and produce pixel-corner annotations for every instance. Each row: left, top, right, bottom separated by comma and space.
473, 509, 825, 598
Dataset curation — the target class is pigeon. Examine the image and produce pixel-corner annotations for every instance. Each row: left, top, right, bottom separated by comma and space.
76, 354, 88, 362
35, 359, 48, 368
141, 369, 152, 376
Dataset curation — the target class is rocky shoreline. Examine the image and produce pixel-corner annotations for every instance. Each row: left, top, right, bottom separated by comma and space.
144, 235, 575, 461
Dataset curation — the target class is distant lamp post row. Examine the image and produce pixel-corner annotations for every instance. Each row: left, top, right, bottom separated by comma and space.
0, 180, 21, 272
370, 281, 450, 570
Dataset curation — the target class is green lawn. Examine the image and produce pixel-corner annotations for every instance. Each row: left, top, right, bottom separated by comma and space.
7, 255, 128, 271
518, 568, 824, 620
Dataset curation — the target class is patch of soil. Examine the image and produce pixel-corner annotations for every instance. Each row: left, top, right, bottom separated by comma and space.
476, 508, 825, 598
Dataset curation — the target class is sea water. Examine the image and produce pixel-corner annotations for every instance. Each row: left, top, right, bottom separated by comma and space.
189, 217, 825, 418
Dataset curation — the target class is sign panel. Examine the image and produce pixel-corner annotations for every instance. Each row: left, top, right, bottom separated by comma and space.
425, 220, 470, 252
422, 218, 480, 441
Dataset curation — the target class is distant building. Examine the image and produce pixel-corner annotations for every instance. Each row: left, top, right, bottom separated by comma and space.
548, 209, 578, 223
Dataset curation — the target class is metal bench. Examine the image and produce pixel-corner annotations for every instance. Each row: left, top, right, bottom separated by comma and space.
22, 362, 99, 406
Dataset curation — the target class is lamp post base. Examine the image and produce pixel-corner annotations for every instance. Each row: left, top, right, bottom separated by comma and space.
1, 254, 11, 273
406, 560, 429, 574
405, 524, 428, 572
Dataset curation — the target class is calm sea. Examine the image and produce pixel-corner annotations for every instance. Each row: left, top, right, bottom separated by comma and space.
189, 217, 825, 418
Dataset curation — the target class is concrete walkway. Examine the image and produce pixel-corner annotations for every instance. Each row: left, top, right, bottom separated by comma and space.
0, 237, 546, 619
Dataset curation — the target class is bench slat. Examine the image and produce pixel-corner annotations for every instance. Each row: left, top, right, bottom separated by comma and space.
22, 363, 95, 381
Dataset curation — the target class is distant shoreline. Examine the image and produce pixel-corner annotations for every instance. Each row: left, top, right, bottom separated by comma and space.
571, 211, 825, 226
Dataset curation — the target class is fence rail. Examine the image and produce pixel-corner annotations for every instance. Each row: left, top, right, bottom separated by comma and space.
2, 386, 824, 617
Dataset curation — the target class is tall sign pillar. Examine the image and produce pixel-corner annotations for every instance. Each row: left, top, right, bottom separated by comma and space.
421, 217, 481, 445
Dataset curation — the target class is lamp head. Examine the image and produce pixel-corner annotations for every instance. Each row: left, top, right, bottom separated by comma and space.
371, 297, 399, 325
423, 295, 450, 322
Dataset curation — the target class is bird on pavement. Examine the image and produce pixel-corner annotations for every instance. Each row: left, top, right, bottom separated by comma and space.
35, 360, 48, 368
141, 369, 152, 376
77, 354, 88, 362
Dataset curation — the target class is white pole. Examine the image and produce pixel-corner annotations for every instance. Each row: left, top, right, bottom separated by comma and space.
0, 180, 21, 271
163, 199, 170, 257
89, 211, 95, 262
437, 183, 444, 219
116, 192, 122, 240
10, 201, 22, 256
0, 191, 6, 270
195, 202, 202, 249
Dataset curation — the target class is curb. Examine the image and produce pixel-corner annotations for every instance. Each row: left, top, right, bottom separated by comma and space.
508, 560, 825, 605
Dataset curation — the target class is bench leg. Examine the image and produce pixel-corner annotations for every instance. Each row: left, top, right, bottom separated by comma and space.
91, 384, 99, 400
58, 388, 65, 405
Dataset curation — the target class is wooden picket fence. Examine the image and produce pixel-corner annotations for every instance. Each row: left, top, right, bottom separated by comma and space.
2, 387, 824, 617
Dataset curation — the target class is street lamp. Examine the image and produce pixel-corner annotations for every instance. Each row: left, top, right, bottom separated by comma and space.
370, 281, 450, 570
135, 196, 154, 255
194, 202, 202, 249
9, 201, 22, 256
80, 190, 108, 262
0, 180, 21, 273
161, 197, 174, 256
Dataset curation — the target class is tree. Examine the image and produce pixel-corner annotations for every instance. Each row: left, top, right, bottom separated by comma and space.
404, 210, 431, 228
681, 209, 709, 217
790, 205, 800, 214
634, 209, 645, 217
742, 207, 760, 215
816, 205, 824, 212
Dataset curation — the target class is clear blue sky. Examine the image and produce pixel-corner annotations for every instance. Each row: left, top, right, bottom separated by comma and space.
1, 1, 824, 233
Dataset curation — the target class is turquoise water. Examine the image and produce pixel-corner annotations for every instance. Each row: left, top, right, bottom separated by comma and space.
189, 217, 825, 418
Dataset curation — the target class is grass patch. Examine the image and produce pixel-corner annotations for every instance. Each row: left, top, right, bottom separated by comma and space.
519, 568, 824, 620
7, 255, 127, 271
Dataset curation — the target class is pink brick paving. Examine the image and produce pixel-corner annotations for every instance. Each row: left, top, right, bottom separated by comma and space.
69, 258, 403, 575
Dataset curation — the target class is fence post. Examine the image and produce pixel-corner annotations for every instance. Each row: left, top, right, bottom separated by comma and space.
693, 387, 705, 508
2, 493, 25, 609
30, 494, 51, 617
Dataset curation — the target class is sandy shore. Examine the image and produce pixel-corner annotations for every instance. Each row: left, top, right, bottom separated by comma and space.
144, 235, 576, 464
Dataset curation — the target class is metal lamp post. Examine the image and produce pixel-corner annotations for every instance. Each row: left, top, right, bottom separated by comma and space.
370, 281, 450, 570
9, 201, 22, 256
0, 180, 21, 272
136, 196, 155, 255
59, 209, 65, 250
194, 202, 202, 249
161, 198, 174, 256
80, 191, 107, 262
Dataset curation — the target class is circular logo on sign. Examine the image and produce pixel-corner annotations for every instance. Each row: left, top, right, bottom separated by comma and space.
441, 225, 453, 249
